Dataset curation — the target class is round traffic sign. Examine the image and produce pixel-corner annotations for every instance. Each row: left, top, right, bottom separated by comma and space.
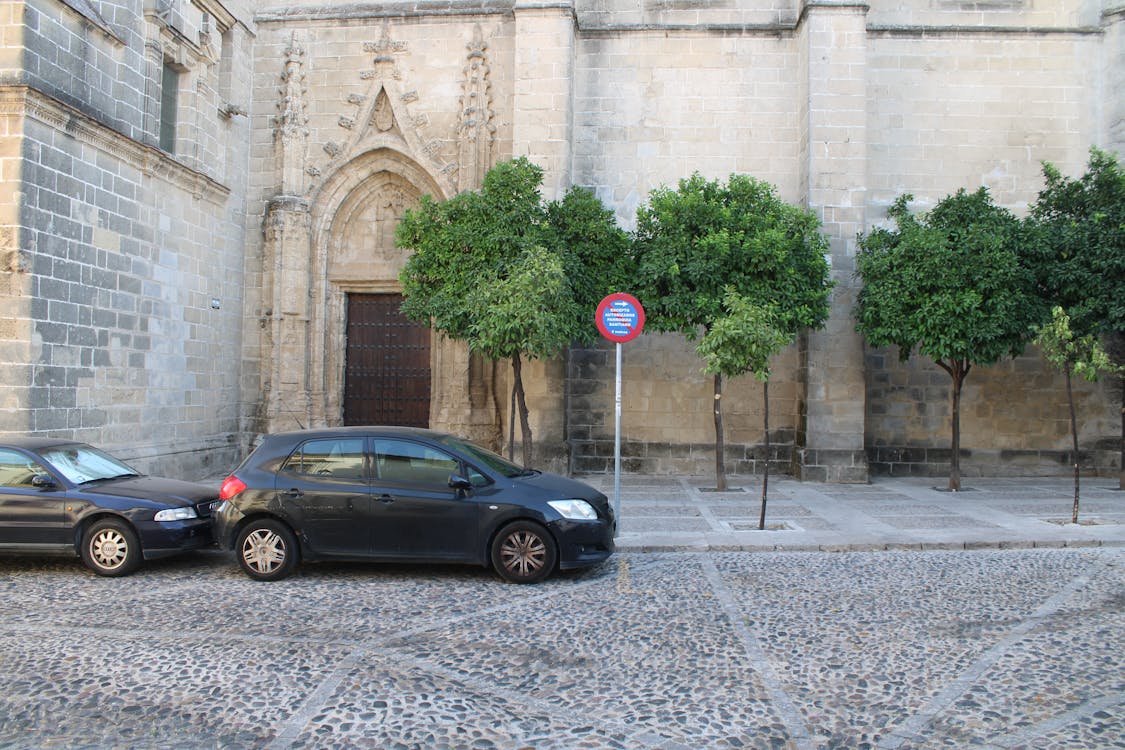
596, 293, 645, 343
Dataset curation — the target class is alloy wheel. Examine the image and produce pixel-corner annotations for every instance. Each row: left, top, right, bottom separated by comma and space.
89, 527, 129, 571
499, 529, 547, 577
241, 528, 287, 575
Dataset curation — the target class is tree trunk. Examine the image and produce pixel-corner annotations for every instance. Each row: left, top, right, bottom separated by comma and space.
948, 362, 965, 492
508, 376, 516, 462
512, 353, 533, 468
1119, 373, 1124, 491
1067, 368, 1080, 523
759, 379, 769, 531
714, 373, 727, 492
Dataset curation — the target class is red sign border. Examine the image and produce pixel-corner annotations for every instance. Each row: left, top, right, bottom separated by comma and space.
596, 293, 646, 344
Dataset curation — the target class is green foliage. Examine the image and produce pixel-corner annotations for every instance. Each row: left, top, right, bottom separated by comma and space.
397, 157, 630, 353
635, 172, 833, 492
547, 186, 634, 315
1035, 307, 1120, 382
855, 188, 1037, 366
1026, 148, 1125, 338
634, 173, 833, 340
468, 246, 582, 362
396, 157, 630, 461
697, 291, 791, 382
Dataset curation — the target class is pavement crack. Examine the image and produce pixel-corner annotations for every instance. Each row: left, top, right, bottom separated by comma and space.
266, 645, 366, 750
701, 555, 815, 750
877, 553, 1118, 748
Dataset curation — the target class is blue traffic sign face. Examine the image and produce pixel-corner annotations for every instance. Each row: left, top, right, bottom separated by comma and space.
596, 293, 645, 343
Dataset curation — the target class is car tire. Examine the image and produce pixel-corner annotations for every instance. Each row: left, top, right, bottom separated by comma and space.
491, 521, 557, 584
236, 519, 299, 581
81, 518, 142, 577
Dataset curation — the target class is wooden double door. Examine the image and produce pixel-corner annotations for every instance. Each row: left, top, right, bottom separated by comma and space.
343, 293, 431, 427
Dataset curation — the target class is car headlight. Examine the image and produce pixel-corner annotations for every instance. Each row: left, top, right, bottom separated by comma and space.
548, 499, 598, 521
154, 507, 199, 522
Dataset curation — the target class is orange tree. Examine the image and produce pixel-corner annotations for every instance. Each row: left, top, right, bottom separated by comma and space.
397, 158, 630, 465
1034, 307, 1119, 522
697, 292, 790, 522
855, 188, 1039, 491
1025, 149, 1125, 488
633, 173, 833, 491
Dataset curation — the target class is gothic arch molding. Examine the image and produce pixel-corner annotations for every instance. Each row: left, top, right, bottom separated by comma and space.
305, 147, 447, 426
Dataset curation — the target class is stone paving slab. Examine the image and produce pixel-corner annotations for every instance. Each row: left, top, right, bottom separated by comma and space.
0, 548, 1121, 749
574, 475, 1125, 552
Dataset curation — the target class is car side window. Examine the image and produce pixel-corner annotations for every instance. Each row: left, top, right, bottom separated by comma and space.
374, 440, 459, 487
467, 466, 490, 487
282, 439, 365, 480
0, 449, 48, 488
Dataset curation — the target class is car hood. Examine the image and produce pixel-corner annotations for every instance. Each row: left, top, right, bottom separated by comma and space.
509, 470, 607, 505
83, 476, 217, 507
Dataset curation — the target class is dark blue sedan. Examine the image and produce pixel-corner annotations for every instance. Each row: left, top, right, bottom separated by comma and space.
0, 438, 218, 576
214, 427, 615, 583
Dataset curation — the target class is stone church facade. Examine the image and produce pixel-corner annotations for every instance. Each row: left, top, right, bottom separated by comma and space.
0, 0, 1121, 481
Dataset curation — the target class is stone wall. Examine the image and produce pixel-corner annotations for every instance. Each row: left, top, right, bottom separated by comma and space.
1, 0, 1119, 483
866, 347, 1121, 478
0, 0, 255, 479
567, 334, 800, 477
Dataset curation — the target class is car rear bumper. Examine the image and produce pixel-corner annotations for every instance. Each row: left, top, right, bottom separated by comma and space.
551, 518, 615, 570
137, 518, 214, 559
210, 500, 244, 551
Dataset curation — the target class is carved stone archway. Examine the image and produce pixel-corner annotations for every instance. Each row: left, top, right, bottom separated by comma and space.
260, 24, 500, 445
290, 148, 500, 443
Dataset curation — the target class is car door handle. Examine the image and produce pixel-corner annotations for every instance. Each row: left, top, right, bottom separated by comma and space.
377, 494, 394, 504
283, 488, 304, 499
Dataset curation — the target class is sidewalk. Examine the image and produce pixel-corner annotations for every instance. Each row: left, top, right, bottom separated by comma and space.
573, 474, 1125, 552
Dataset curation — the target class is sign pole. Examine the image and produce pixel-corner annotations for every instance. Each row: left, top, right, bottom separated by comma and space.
614, 341, 622, 535
594, 293, 645, 541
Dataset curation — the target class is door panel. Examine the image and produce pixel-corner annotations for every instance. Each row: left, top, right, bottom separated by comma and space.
276, 438, 371, 556
344, 293, 431, 427
0, 449, 67, 546
369, 439, 478, 561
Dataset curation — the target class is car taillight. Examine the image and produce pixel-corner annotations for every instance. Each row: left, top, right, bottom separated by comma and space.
219, 475, 247, 500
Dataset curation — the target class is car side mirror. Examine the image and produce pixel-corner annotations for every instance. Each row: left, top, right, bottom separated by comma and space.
448, 474, 473, 491
31, 474, 58, 489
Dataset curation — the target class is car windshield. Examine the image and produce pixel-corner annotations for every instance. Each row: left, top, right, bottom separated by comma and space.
40, 444, 140, 485
436, 435, 530, 478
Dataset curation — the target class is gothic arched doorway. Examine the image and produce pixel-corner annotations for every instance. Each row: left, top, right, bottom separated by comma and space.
322, 165, 430, 427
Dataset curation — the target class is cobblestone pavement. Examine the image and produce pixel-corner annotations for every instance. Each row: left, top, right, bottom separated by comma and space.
0, 546, 1121, 749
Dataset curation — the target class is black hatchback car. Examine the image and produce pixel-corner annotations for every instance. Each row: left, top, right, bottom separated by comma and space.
0, 438, 218, 576
214, 427, 615, 583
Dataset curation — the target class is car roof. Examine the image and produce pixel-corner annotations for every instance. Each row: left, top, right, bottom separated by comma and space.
263, 426, 454, 443
0, 436, 86, 451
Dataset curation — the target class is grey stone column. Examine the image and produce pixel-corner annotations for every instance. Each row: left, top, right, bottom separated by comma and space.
1105, 5, 1124, 155
261, 33, 316, 433
794, 1, 870, 482
512, 0, 575, 198
511, 1, 577, 469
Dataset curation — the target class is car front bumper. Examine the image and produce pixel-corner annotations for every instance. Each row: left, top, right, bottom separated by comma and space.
550, 517, 616, 570
136, 518, 215, 559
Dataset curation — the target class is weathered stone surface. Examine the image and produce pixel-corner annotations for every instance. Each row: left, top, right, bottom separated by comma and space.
0, 0, 1120, 482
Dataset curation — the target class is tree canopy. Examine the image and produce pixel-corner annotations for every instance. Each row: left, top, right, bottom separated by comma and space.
856, 187, 1038, 490
396, 158, 631, 465
635, 173, 833, 339
1025, 148, 1125, 338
